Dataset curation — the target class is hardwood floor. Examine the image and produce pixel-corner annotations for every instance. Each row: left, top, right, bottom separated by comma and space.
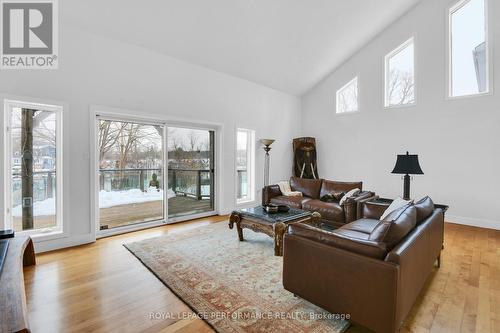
24, 219, 500, 333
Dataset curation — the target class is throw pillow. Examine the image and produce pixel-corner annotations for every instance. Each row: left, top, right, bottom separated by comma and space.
278, 180, 291, 194
382, 204, 417, 247
414, 196, 435, 224
368, 220, 392, 242
380, 197, 412, 220
278, 180, 302, 197
339, 188, 360, 205
332, 191, 345, 201
320, 194, 334, 202
320, 191, 345, 202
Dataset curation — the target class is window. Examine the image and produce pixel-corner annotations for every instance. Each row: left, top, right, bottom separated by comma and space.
336, 77, 358, 113
449, 0, 488, 97
236, 128, 255, 204
167, 126, 215, 219
98, 119, 165, 230
385, 38, 415, 107
4, 100, 63, 235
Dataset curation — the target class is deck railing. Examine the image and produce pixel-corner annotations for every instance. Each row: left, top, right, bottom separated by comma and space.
12, 170, 56, 206
99, 168, 218, 200
11, 167, 247, 205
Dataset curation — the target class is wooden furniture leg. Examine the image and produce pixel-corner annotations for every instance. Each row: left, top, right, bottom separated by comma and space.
228, 212, 244, 241
274, 222, 286, 256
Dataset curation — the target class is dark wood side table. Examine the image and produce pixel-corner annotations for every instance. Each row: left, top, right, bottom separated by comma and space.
368, 197, 449, 214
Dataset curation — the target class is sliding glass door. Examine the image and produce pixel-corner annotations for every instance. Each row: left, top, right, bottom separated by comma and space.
167, 127, 215, 219
96, 117, 216, 232
98, 119, 165, 230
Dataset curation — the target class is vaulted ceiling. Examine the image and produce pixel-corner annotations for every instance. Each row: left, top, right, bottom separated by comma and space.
64, 0, 421, 95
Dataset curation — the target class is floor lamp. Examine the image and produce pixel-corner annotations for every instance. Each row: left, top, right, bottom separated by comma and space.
261, 139, 275, 187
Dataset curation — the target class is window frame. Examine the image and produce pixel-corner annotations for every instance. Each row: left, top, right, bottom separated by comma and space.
3, 99, 65, 240
447, 0, 491, 99
235, 128, 255, 205
335, 76, 359, 114
384, 37, 416, 108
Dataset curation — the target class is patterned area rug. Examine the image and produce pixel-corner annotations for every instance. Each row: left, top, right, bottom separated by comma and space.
124, 222, 350, 333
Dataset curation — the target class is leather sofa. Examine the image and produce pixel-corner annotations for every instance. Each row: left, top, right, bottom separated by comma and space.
282, 197, 443, 333
262, 177, 376, 227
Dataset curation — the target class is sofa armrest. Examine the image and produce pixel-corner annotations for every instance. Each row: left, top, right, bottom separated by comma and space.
383, 209, 444, 330
343, 191, 377, 223
288, 221, 387, 259
283, 233, 400, 333
262, 185, 282, 205
361, 200, 389, 220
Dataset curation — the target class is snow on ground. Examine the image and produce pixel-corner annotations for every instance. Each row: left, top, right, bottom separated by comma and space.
99, 187, 175, 208
12, 198, 56, 217
13, 187, 176, 217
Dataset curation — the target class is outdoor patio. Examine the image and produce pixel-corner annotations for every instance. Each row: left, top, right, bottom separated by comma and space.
13, 196, 213, 232
99, 196, 213, 229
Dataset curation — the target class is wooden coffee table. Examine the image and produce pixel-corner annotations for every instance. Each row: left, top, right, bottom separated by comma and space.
229, 206, 321, 256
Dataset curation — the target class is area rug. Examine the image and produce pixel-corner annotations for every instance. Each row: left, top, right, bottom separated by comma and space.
124, 222, 350, 333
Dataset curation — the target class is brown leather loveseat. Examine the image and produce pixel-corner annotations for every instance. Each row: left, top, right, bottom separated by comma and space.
282, 197, 444, 333
263, 177, 375, 227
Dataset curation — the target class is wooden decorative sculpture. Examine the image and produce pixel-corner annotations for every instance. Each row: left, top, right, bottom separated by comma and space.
293, 137, 318, 179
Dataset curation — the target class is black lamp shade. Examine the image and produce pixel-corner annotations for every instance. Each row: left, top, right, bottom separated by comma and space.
391, 152, 424, 175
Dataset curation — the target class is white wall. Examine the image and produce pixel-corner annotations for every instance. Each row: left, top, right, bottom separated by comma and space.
301, 0, 500, 229
0, 26, 301, 251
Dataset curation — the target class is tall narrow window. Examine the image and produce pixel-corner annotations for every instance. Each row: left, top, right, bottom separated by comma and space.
385, 38, 415, 107
4, 100, 63, 234
336, 77, 358, 114
236, 128, 255, 204
449, 0, 488, 97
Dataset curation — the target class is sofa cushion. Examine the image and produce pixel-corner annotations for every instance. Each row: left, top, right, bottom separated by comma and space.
320, 180, 363, 198
290, 177, 322, 199
288, 222, 388, 259
302, 200, 345, 223
380, 197, 412, 220
414, 196, 435, 224
338, 218, 380, 235
368, 221, 392, 242
270, 196, 311, 209
339, 188, 361, 206
333, 228, 370, 240
382, 204, 417, 247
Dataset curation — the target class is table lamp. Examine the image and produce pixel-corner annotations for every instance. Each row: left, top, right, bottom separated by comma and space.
391, 151, 424, 200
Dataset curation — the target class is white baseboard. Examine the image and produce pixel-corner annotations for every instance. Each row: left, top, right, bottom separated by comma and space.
446, 215, 500, 231
33, 234, 95, 253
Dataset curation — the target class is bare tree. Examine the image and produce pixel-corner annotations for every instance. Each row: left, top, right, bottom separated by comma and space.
117, 123, 148, 169
98, 121, 128, 165
31, 111, 57, 147
339, 83, 357, 113
388, 69, 414, 105
398, 72, 414, 104
188, 130, 199, 151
